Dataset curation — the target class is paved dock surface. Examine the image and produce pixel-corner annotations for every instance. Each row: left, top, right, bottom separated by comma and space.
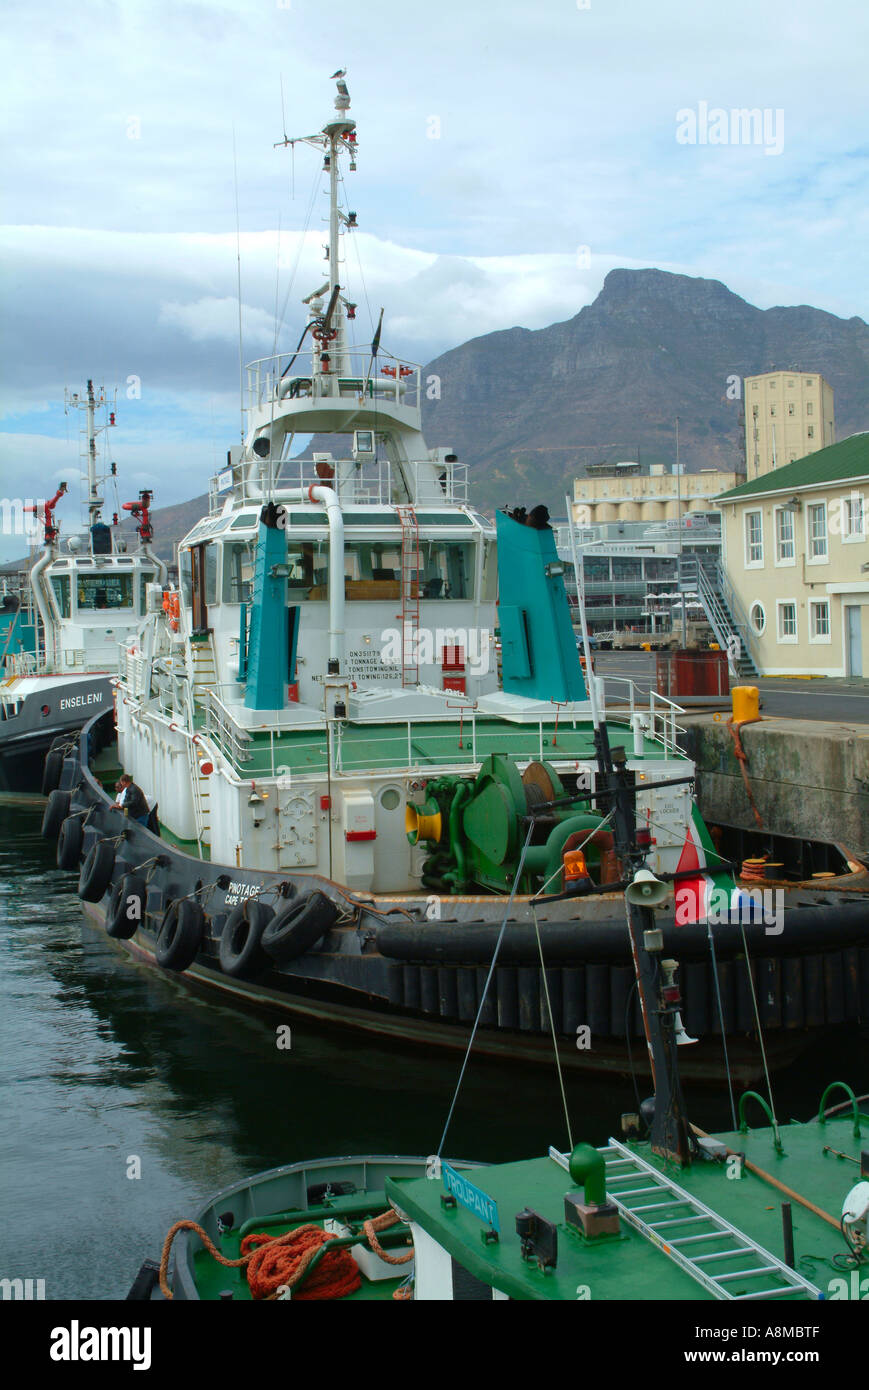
597, 652, 869, 724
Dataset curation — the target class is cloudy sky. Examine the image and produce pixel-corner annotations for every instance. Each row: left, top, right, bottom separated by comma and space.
1, 0, 867, 557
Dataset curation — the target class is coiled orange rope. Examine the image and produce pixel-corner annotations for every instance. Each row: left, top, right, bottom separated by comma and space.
159, 1217, 371, 1301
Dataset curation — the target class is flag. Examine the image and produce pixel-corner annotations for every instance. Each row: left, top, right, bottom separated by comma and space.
371, 307, 384, 357
674, 806, 738, 924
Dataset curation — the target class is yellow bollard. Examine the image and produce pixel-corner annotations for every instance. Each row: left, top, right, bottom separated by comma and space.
732, 686, 759, 723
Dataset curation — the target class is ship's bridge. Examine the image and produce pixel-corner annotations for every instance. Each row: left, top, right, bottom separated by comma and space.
244, 348, 424, 442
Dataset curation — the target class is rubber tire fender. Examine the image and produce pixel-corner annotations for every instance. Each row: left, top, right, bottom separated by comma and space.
261, 890, 340, 965
155, 899, 204, 972
42, 789, 70, 840
57, 815, 84, 870
42, 747, 64, 796
219, 899, 275, 980
78, 839, 116, 902
107, 873, 147, 940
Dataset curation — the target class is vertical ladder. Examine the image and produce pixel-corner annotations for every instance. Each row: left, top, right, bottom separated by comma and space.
396, 505, 420, 687
188, 632, 218, 713
550, 1140, 821, 1301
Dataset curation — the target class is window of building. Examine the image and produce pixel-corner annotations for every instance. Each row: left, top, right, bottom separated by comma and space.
777, 601, 797, 642
749, 602, 766, 635
844, 494, 865, 541
807, 426, 815, 439
806, 378, 814, 386
775, 507, 795, 563
809, 600, 831, 642
745, 510, 763, 566
770, 405, 776, 416
787, 403, 795, 416
76, 573, 133, 611
807, 503, 828, 561
50, 574, 71, 618
753, 453, 760, 468
806, 401, 814, 415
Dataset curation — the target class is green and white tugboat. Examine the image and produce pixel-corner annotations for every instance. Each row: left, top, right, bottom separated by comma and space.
46, 75, 869, 1083
1, 380, 163, 793
143, 769, 869, 1303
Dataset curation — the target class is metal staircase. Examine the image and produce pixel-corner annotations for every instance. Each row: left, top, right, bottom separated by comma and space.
396, 505, 420, 687
589, 1139, 820, 1300
681, 557, 758, 680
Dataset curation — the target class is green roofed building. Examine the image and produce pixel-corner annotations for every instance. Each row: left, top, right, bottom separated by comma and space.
715, 433, 869, 676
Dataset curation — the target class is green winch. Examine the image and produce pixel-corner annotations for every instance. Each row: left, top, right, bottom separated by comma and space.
405, 754, 616, 896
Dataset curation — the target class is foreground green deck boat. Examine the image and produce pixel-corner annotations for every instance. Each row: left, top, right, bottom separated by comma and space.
150, 1089, 867, 1302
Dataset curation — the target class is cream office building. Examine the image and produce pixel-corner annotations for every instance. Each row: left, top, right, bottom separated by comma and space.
744, 371, 835, 479
716, 433, 869, 677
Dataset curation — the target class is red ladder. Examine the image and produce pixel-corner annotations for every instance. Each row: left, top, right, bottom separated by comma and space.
396, 505, 420, 686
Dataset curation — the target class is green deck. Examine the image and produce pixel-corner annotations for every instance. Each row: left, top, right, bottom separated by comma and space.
189, 1113, 866, 1301
224, 717, 677, 778
385, 1113, 867, 1301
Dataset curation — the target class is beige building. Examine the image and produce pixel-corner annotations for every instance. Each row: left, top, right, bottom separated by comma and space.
717, 433, 869, 676
744, 371, 835, 479
572, 461, 741, 526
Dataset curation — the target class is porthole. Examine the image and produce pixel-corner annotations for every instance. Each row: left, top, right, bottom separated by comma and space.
749, 602, 766, 635
380, 787, 401, 811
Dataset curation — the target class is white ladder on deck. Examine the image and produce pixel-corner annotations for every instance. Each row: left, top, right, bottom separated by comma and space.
550, 1139, 821, 1301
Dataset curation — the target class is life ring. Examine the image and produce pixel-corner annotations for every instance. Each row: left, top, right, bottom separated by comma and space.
261, 890, 339, 965
78, 839, 116, 902
41, 788, 70, 840
219, 899, 275, 979
42, 746, 64, 796
107, 873, 147, 940
57, 815, 84, 870
155, 899, 204, 971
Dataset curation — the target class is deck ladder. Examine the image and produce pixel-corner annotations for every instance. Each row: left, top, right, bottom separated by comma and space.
550, 1139, 821, 1301
396, 505, 420, 687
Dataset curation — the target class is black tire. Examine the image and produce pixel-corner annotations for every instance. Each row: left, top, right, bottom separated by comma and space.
219, 899, 275, 980
155, 899, 204, 972
41, 789, 70, 840
261, 890, 340, 964
57, 815, 84, 870
42, 747, 64, 796
78, 839, 116, 902
107, 873, 147, 940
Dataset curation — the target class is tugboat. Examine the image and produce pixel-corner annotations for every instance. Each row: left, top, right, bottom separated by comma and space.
139, 777, 869, 1303
0, 381, 164, 793
45, 76, 869, 1083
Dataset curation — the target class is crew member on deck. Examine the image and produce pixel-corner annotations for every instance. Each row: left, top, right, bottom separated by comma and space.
113, 773, 149, 825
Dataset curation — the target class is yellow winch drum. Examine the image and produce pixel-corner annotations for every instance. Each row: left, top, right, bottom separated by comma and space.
405, 800, 443, 846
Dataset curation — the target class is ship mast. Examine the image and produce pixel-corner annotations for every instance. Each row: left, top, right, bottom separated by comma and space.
275, 73, 358, 383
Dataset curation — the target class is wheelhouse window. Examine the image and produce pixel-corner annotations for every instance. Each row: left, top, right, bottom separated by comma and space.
341, 539, 475, 600
76, 573, 133, 611
223, 540, 258, 603
50, 574, 71, 618
205, 543, 218, 606
137, 570, 156, 613
808, 503, 828, 560
744, 511, 763, 566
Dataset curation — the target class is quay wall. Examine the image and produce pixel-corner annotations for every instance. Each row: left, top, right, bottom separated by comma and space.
678, 714, 869, 860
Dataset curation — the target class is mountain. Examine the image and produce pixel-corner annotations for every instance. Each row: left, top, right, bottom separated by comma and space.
420, 268, 869, 513
6, 269, 865, 569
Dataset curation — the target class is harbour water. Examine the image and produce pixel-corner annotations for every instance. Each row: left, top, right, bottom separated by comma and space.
2, 800, 867, 1300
